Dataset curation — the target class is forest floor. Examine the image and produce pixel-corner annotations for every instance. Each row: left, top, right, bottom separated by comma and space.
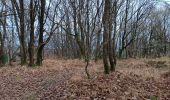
0, 57, 170, 100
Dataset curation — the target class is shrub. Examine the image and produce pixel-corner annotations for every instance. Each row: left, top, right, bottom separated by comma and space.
0, 54, 9, 65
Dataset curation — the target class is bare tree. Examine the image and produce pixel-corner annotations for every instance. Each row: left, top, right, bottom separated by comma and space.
28, 0, 37, 66
11, 0, 27, 65
36, 0, 46, 66
102, 0, 116, 74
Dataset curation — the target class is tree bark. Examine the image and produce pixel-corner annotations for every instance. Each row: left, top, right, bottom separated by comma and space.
36, 0, 45, 66
28, 0, 35, 66
19, 0, 27, 65
102, 0, 112, 74
110, 0, 118, 71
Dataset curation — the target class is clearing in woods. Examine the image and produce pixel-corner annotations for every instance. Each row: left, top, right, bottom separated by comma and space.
0, 57, 170, 99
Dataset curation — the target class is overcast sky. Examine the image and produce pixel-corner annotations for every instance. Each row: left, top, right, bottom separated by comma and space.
163, 0, 170, 2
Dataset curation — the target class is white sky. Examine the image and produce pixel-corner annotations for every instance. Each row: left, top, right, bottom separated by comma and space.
163, 0, 170, 3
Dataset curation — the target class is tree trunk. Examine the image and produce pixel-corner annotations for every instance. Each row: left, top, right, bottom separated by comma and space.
110, 0, 117, 72
119, 0, 129, 58
0, 32, 3, 66
95, 29, 101, 62
102, 0, 113, 74
19, 0, 27, 65
28, 0, 35, 67
36, 0, 45, 66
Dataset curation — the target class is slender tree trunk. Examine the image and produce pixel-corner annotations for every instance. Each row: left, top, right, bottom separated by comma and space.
102, 0, 113, 74
94, 0, 101, 62
85, 0, 90, 79
95, 29, 101, 62
19, 0, 27, 65
102, 0, 116, 73
36, 0, 45, 66
28, 0, 35, 66
1, 9, 7, 66
108, 29, 114, 71
1, 14, 6, 55
0, 32, 2, 66
119, 0, 129, 58
110, 0, 117, 72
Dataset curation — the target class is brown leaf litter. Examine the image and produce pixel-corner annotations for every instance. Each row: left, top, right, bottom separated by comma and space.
0, 58, 169, 100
